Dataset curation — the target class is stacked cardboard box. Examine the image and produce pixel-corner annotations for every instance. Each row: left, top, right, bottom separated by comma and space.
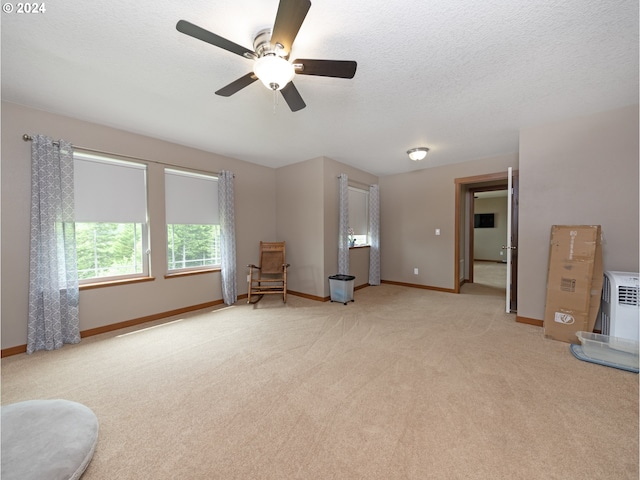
543, 225, 603, 344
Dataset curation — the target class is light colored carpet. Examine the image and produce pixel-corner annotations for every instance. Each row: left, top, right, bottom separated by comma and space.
474, 261, 507, 290
2, 283, 638, 479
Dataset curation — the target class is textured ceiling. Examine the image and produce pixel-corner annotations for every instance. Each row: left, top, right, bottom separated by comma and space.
2, 0, 638, 175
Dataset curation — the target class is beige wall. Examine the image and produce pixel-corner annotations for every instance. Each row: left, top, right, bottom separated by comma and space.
474, 196, 508, 262
275, 156, 378, 298
348, 247, 371, 289
275, 157, 325, 297
518, 104, 639, 322
1, 102, 277, 349
379, 154, 518, 290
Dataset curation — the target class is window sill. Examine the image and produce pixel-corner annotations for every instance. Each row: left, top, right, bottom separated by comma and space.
349, 245, 370, 249
164, 267, 220, 279
79, 276, 155, 290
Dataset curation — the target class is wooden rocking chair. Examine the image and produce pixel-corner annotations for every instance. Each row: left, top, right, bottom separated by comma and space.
247, 241, 290, 303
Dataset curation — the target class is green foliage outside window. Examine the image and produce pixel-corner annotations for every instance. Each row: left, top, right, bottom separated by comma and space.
167, 224, 221, 271
75, 223, 220, 280
75, 223, 143, 280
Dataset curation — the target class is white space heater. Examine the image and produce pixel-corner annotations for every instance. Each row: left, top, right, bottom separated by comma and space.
600, 271, 639, 342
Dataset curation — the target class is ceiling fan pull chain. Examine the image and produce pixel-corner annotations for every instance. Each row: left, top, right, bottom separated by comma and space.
273, 89, 278, 115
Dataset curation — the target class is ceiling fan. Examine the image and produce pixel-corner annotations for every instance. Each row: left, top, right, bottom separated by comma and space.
176, 0, 357, 112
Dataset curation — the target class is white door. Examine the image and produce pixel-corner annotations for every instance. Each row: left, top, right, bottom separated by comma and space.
505, 167, 513, 313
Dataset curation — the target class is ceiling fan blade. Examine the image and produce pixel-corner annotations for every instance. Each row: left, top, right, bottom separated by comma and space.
292, 59, 357, 78
280, 82, 306, 112
270, 0, 311, 56
215, 73, 258, 97
176, 20, 255, 58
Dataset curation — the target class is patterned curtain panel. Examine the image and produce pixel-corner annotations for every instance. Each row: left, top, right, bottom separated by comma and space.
368, 184, 381, 285
338, 173, 349, 275
218, 171, 237, 305
28, 135, 80, 354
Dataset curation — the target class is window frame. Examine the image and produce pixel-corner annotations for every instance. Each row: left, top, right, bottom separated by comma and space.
73, 151, 150, 285
164, 168, 221, 274
348, 186, 370, 247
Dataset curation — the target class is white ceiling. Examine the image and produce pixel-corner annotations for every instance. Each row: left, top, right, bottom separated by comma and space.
2, 0, 638, 176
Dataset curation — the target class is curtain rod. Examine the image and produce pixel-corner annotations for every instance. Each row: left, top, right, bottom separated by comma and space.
22, 134, 234, 177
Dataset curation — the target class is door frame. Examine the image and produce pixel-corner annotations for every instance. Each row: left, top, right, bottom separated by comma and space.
454, 171, 519, 309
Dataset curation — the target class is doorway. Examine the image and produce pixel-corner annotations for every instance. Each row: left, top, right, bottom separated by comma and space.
471, 188, 508, 288
454, 170, 519, 313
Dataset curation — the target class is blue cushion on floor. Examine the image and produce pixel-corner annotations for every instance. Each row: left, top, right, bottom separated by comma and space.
1, 399, 99, 480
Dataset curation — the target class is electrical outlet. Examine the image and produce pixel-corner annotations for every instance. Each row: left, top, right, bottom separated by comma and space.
435, 228, 441, 236
414, 268, 419, 275
499, 251, 504, 256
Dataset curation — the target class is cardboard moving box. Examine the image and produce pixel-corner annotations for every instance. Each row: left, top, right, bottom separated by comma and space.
543, 225, 603, 344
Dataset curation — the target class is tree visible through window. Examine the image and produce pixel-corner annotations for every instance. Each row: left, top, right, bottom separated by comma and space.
76, 223, 144, 280
167, 224, 221, 270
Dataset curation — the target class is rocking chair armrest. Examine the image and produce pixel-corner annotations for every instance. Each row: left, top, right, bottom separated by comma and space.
247, 264, 260, 269
283, 263, 290, 269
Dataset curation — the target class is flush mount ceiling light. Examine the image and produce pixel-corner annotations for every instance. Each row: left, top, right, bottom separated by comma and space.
253, 53, 295, 91
407, 147, 429, 161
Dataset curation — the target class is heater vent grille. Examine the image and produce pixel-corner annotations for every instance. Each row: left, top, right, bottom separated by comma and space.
619, 286, 639, 306
599, 271, 639, 341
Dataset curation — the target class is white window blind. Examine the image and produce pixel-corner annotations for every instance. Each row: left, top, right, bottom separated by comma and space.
74, 153, 147, 223
165, 169, 219, 225
348, 187, 368, 236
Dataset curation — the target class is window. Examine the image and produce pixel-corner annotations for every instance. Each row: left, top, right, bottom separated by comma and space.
348, 186, 369, 246
165, 169, 220, 272
74, 152, 149, 283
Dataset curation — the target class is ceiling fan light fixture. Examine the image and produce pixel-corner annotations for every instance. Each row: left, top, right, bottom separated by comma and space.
176, 0, 356, 111
407, 147, 429, 161
253, 54, 295, 91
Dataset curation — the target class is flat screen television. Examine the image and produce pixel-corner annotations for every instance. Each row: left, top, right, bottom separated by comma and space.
474, 213, 494, 228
